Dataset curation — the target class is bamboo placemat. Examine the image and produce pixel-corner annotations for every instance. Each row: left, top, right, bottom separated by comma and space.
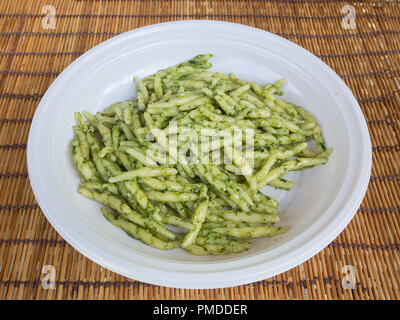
0, 0, 399, 300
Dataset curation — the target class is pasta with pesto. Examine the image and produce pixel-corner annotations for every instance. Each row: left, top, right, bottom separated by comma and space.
72, 54, 331, 255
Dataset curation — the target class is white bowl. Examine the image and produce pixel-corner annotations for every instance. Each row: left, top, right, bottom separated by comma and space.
27, 20, 371, 289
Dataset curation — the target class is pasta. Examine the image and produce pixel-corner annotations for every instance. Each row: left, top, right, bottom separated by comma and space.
72, 54, 331, 255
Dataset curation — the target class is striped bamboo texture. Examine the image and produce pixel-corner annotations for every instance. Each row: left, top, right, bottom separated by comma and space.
0, 0, 399, 300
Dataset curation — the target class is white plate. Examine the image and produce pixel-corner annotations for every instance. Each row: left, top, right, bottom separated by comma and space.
27, 20, 371, 289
